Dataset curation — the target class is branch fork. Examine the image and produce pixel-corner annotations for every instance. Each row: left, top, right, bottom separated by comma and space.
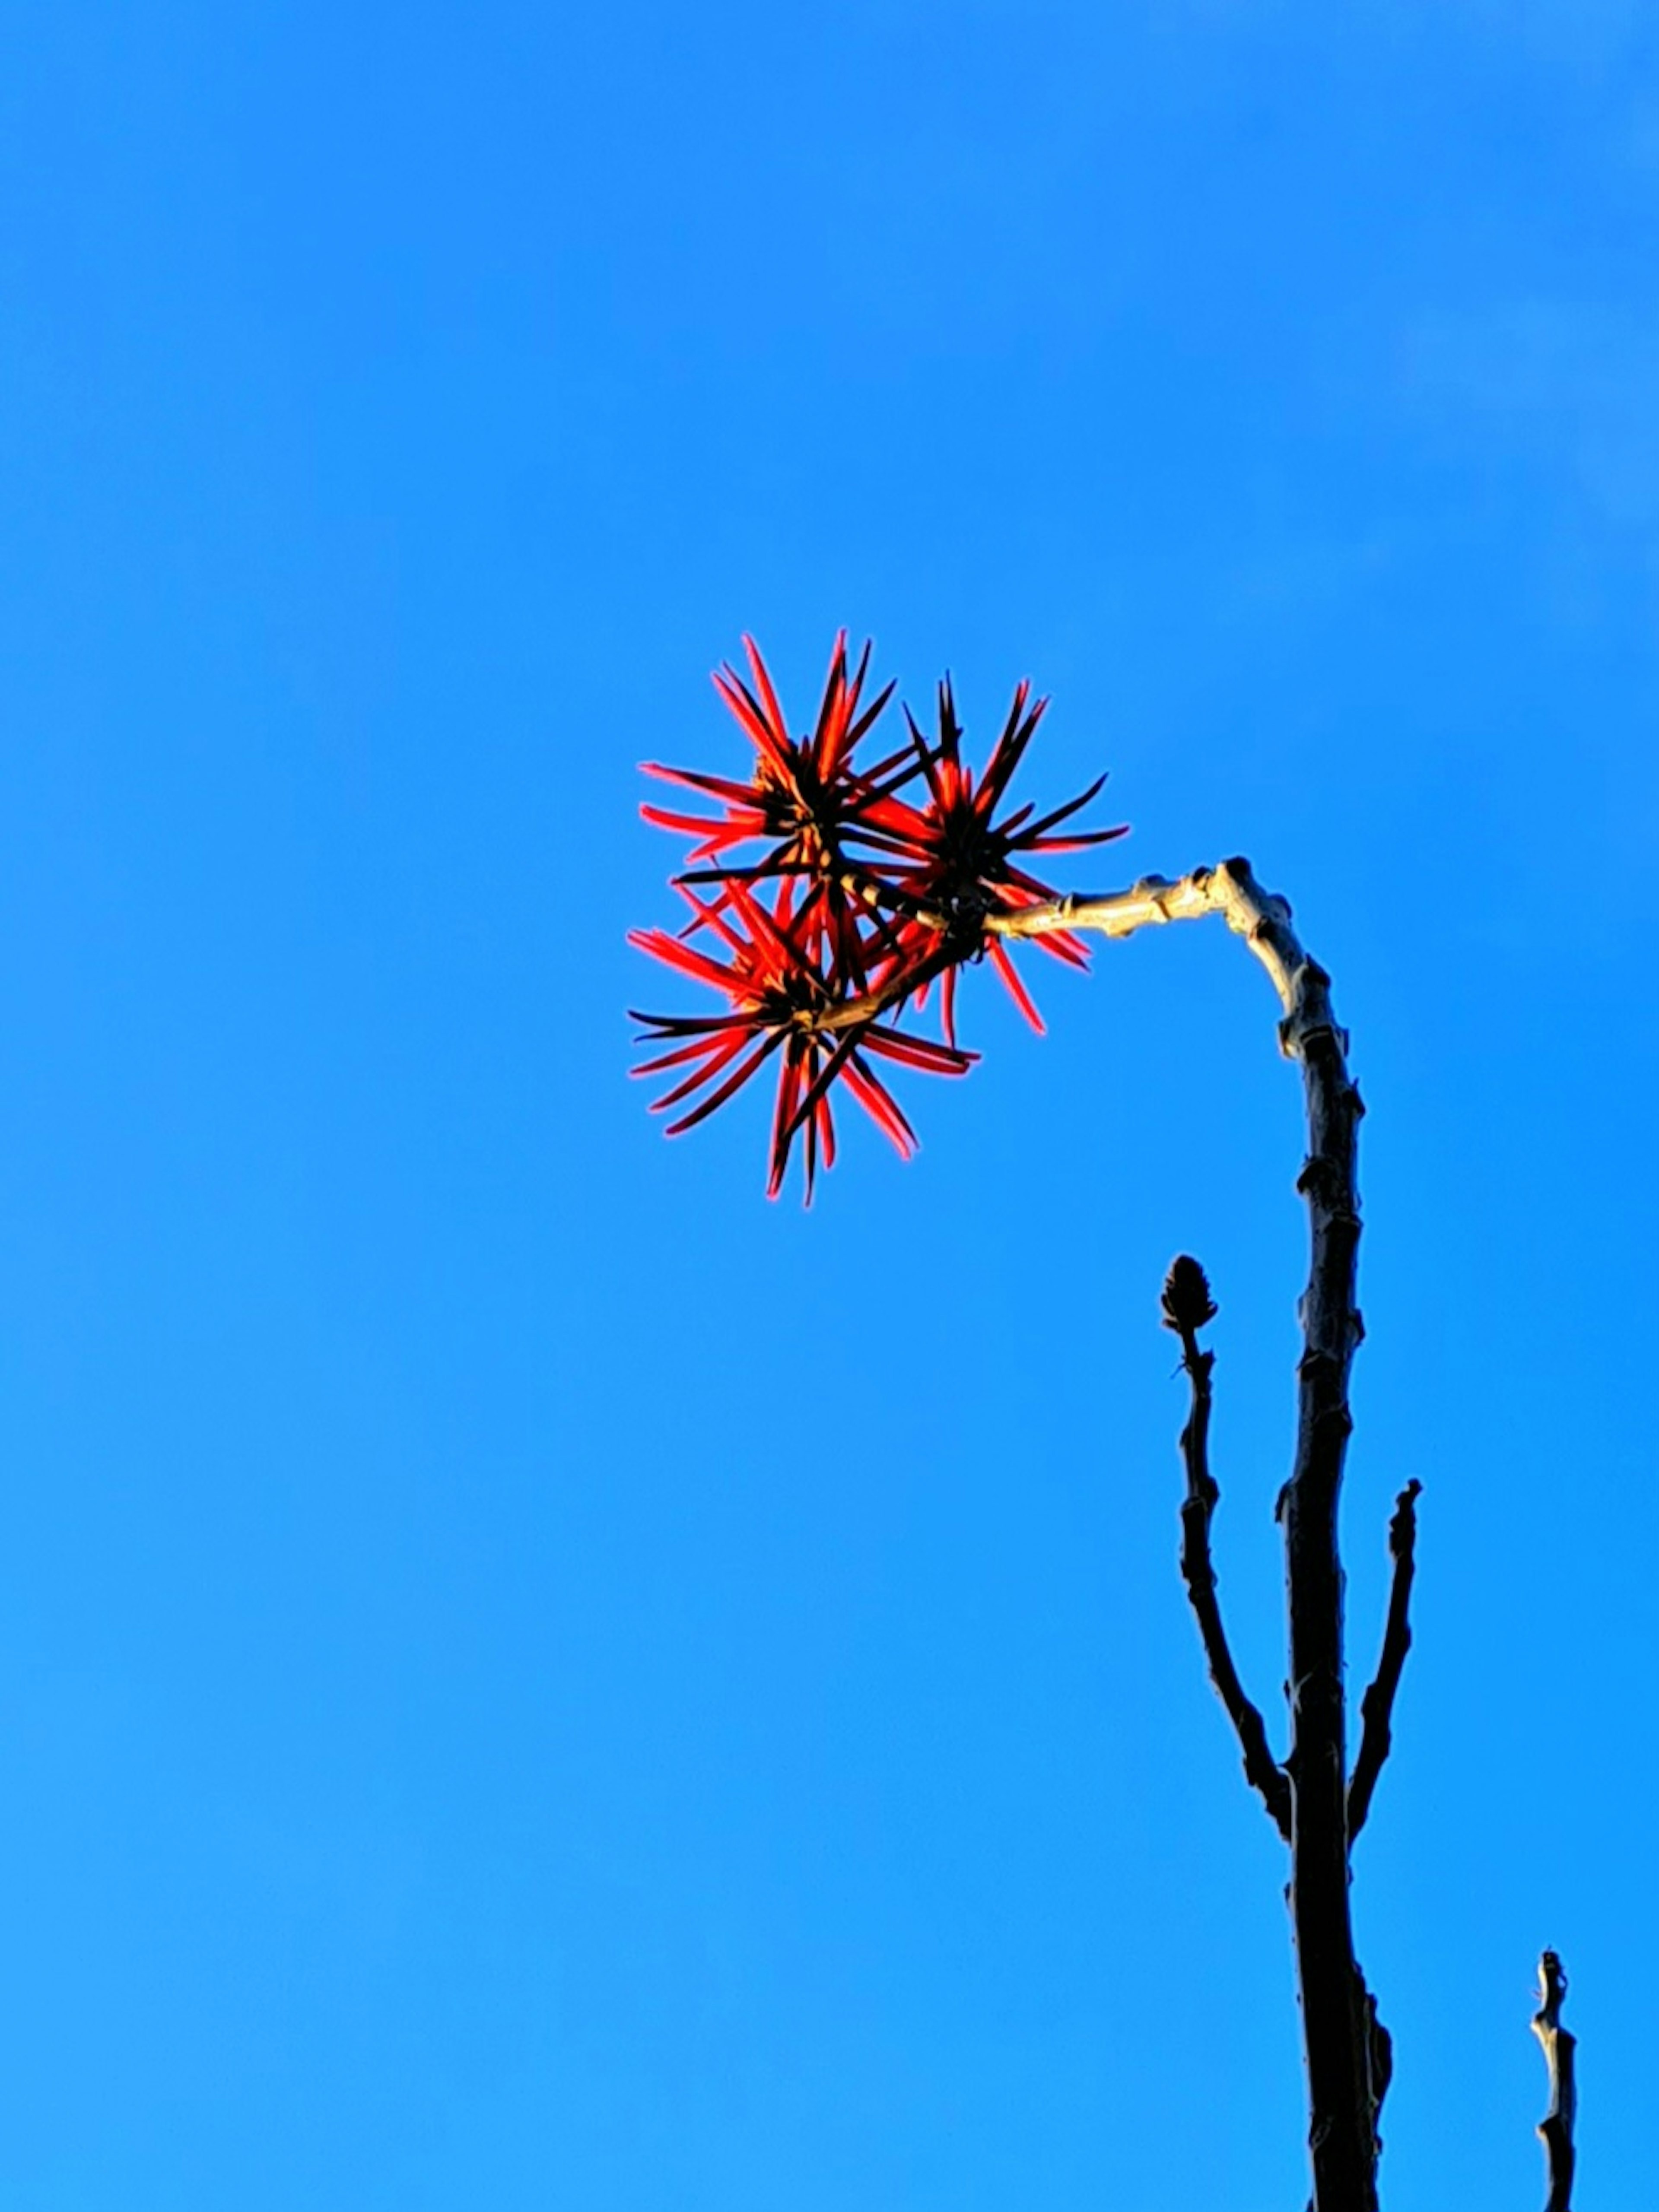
1038, 859, 1405, 2211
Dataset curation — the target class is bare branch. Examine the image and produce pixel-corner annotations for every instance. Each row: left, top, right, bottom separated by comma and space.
822, 855, 1379, 2207
1032, 859, 1378, 2210
990, 858, 1320, 1046
1346, 1479, 1423, 1843
817, 858, 1319, 1039
1533, 1951, 1578, 2212
1163, 1259, 1293, 1844
781, 853, 1386, 2206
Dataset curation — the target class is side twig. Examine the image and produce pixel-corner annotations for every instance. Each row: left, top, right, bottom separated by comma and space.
1533, 1950, 1577, 2212
1347, 1479, 1423, 1842
1162, 1257, 1292, 1843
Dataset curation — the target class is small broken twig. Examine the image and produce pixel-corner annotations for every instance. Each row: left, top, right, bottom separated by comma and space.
1163, 1257, 1293, 1843
1533, 1950, 1577, 2212
1347, 1479, 1423, 1842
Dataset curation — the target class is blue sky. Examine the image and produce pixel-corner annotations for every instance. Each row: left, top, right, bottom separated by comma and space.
2, 2, 1656, 2205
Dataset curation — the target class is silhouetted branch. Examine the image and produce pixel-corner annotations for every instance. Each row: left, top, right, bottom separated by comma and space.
1533, 1951, 1577, 2212
1024, 860, 1380, 2208
1346, 1479, 1423, 1842
1163, 1258, 1292, 1844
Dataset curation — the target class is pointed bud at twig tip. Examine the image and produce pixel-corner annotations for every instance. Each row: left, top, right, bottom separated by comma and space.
1161, 1254, 1217, 1335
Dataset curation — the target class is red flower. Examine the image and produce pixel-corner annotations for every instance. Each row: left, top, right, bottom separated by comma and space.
629, 878, 973, 1203
639, 633, 916, 987
631, 638, 1127, 1195
868, 676, 1127, 1040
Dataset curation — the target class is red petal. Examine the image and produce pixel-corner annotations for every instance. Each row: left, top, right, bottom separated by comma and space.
628, 928, 741, 992
713, 666, 789, 773
988, 939, 1045, 1033
648, 1029, 754, 1111
639, 803, 753, 851
812, 628, 851, 774
640, 762, 768, 807
861, 1023, 975, 1074
767, 1051, 805, 1196
843, 676, 896, 759
840, 1053, 917, 1158
631, 1030, 746, 1076
664, 1030, 785, 1136
979, 684, 1045, 812
1024, 826, 1130, 852
741, 636, 792, 755
1011, 774, 1109, 844
816, 1092, 836, 1171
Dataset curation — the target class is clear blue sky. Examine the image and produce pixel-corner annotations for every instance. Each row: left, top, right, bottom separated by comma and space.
2, 2, 1654, 2205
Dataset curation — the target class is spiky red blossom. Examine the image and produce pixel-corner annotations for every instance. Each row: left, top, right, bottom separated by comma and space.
629, 879, 973, 1203
631, 636, 1124, 1196
640, 632, 913, 986
866, 676, 1128, 1042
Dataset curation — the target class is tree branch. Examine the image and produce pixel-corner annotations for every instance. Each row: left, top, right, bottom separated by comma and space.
1163, 1258, 1292, 1843
1015, 859, 1379, 2211
989, 859, 1314, 1041
816, 859, 1317, 1038
1533, 1950, 1577, 2212
817, 855, 1386, 2206
1346, 1479, 1423, 1843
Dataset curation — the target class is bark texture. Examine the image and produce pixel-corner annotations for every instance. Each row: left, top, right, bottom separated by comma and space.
1001, 861, 1393, 2212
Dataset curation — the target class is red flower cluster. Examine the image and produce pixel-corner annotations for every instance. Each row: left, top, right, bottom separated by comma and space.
631, 634, 1125, 1200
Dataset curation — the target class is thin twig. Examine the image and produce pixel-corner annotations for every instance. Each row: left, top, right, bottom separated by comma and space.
1347, 1479, 1423, 1842
1533, 1950, 1577, 2212
1167, 1279, 1294, 1841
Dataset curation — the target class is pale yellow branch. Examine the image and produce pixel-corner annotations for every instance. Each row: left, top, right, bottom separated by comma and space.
814, 857, 1335, 1058
988, 858, 1333, 1059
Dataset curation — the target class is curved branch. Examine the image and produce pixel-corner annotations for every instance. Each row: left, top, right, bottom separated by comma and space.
1011, 859, 1377, 2210
1533, 1951, 1577, 2212
816, 858, 1319, 1038
1347, 1479, 1423, 1843
808, 856, 1384, 2209
988, 858, 1317, 1041
1165, 1264, 1292, 1842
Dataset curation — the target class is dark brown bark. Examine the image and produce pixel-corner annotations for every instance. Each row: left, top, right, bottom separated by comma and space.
1012, 863, 1596, 2205
1014, 860, 1389, 2209
1348, 1480, 1422, 1843
1102, 864, 1379, 2206
1250, 873, 1379, 2212
1165, 1260, 1292, 1842
1533, 1951, 1577, 2212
